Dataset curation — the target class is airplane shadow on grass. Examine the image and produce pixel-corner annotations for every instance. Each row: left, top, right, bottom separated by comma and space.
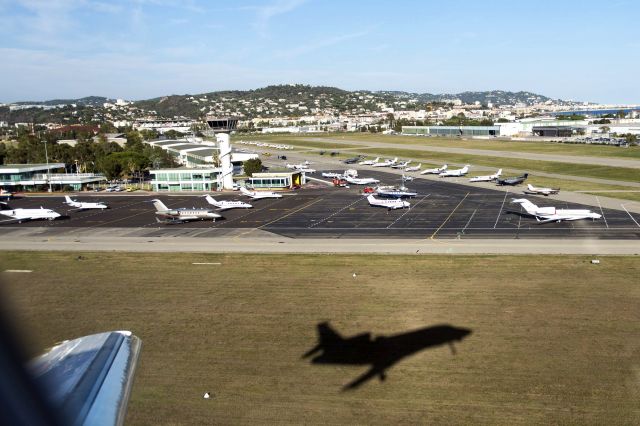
303, 322, 472, 391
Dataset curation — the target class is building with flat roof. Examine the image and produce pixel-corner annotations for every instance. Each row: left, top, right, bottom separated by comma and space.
0, 163, 106, 191
145, 139, 258, 171
150, 167, 221, 192
248, 171, 302, 190
402, 126, 500, 137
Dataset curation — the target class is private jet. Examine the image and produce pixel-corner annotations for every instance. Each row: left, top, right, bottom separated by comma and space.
367, 194, 410, 210
343, 156, 363, 164
375, 186, 417, 198
0, 189, 14, 200
322, 172, 343, 178
344, 176, 380, 185
469, 169, 502, 183
405, 163, 421, 172
240, 186, 283, 199
510, 198, 602, 224
203, 195, 252, 211
64, 195, 108, 210
524, 183, 560, 196
372, 157, 398, 167
496, 173, 528, 186
359, 157, 380, 166
0, 202, 61, 223
421, 164, 447, 175
439, 165, 470, 177
152, 199, 221, 223
390, 160, 410, 169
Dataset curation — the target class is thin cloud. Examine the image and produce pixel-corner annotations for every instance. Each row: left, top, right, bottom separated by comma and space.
276, 31, 369, 58
252, 0, 309, 37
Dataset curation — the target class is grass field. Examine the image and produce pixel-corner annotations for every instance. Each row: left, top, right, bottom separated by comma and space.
245, 133, 640, 160
1, 252, 639, 425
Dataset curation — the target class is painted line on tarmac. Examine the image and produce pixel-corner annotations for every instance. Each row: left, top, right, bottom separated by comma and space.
494, 188, 509, 229
387, 194, 430, 229
429, 192, 469, 239
461, 208, 477, 234
260, 197, 324, 228
596, 196, 609, 229
620, 204, 640, 228
309, 196, 365, 228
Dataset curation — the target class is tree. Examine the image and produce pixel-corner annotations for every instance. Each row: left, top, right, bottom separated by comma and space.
243, 158, 262, 176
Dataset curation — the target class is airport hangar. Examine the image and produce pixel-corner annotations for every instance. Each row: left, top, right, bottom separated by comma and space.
3, 169, 639, 241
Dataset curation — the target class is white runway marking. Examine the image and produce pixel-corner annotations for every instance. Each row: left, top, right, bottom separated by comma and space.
386, 195, 430, 229
595, 196, 608, 229
461, 209, 477, 233
308, 197, 364, 228
621, 204, 640, 228
192, 262, 221, 265
3, 270, 32, 273
494, 188, 509, 229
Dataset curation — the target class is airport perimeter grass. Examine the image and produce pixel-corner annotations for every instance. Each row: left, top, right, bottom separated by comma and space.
247, 133, 640, 160
2, 252, 639, 425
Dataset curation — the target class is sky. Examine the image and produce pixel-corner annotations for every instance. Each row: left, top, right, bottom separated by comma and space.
1, 0, 639, 103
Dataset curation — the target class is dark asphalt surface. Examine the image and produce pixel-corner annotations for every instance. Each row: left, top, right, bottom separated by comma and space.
2, 170, 639, 239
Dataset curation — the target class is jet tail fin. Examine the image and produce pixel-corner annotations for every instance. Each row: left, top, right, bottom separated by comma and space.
151, 199, 169, 212
303, 322, 343, 359
64, 196, 73, 203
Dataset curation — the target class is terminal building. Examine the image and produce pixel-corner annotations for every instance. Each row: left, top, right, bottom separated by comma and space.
149, 167, 220, 192
0, 163, 106, 191
248, 171, 302, 190
402, 126, 500, 137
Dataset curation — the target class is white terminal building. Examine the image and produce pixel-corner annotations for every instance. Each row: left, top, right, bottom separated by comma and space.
147, 117, 259, 192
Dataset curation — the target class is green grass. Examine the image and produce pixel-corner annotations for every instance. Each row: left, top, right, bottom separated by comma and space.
259, 133, 640, 160
2, 252, 639, 425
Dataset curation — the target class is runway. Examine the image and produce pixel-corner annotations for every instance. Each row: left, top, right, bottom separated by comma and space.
1, 170, 639, 242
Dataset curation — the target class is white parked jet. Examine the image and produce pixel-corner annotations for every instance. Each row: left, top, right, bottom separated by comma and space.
405, 163, 421, 172
359, 157, 380, 166
421, 164, 447, 175
524, 183, 560, 196
151, 199, 221, 223
439, 165, 470, 177
0, 202, 61, 223
240, 186, 283, 199
372, 157, 398, 167
511, 198, 601, 224
367, 194, 410, 210
321, 172, 343, 178
344, 175, 380, 185
204, 195, 252, 211
64, 195, 108, 210
390, 160, 410, 169
469, 169, 502, 183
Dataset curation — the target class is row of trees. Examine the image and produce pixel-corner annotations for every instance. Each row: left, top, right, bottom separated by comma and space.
0, 130, 177, 180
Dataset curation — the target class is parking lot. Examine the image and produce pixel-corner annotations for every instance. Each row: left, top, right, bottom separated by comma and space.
2, 170, 639, 240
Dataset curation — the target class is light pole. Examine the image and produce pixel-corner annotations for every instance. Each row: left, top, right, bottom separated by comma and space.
43, 139, 52, 192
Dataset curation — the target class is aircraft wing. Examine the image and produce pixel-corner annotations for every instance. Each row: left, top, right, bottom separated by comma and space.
0, 217, 25, 225
30, 331, 142, 426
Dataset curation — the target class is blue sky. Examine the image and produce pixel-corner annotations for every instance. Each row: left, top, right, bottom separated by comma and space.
1, 0, 639, 103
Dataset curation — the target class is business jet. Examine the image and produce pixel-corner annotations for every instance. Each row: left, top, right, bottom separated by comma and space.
64, 195, 108, 210
152, 199, 221, 223
496, 173, 528, 186
375, 186, 417, 198
439, 165, 470, 177
359, 157, 380, 166
0, 189, 13, 200
524, 183, 560, 196
344, 176, 380, 185
421, 164, 447, 175
240, 186, 283, 199
0, 202, 61, 223
322, 172, 343, 178
372, 157, 398, 167
367, 194, 410, 210
343, 155, 363, 164
390, 160, 410, 169
405, 163, 421, 172
204, 195, 252, 211
286, 161, 312, 170
510, 198, 602, 224
469, 169, 502, 183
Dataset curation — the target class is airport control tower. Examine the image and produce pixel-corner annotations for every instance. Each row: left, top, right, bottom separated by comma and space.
205, 116, 238, 190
